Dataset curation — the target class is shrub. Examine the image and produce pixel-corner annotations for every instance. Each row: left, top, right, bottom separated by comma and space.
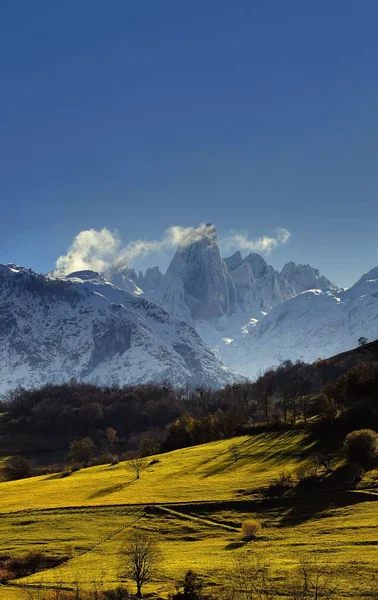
171, 570, 209, 600
2, 456, 32, 481
241, 519, 262, 540
3, 551, 65, 579
344, 429, 378, 467
267, 470, 294, 496
102, 585, 131, 599
90, 452, 115, 467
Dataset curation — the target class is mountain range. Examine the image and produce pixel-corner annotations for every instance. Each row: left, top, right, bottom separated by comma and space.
1, 224, 377, 394
108, 224, 378, 377
0, 263, 234, 395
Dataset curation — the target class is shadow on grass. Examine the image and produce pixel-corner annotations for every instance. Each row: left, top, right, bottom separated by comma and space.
225, 540, 247, 550
87, 480, 133, 500
279, 464, 378, 527
44, 471, 71, 481
199, 431, 316, 479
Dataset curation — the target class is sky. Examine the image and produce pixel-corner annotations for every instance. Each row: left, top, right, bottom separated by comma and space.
1, 1, 378, 287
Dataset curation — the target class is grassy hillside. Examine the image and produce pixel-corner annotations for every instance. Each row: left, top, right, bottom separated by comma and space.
0, 431, 314, 512
0, 431, 377, 599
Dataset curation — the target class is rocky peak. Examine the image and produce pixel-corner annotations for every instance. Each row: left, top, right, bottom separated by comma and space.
224, 251, 243, 272
280, 262, 336, 293
103, 265, 143, 296
138, 266, 164, 292
65, 270, 103, 282
243, 253, 269, 279
161, 224, 237, 321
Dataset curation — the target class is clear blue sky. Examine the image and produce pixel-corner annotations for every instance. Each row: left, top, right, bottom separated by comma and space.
1, 0, 378, 286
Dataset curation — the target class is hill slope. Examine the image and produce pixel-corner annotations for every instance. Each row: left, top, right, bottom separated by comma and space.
1, 432, 378, 599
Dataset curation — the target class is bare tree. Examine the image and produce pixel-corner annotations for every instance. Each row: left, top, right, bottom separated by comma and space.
254, 368, 276, 424
230, 443, 240, 463
122, 532, 159, 597
229, 552, 277, 600
128, 454, 147, 480
285, 554, 339, 600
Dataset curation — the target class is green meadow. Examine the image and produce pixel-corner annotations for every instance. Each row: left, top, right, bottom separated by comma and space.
1, 431, 378, 599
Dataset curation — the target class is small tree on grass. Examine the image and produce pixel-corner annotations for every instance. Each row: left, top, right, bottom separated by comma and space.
128, 454, 147, 480
122, 532, 159, 597
230, 553, 275, 600
344, 429, 378, 467
172, 570, 207, 599
241, 519, 262, 540
230, 444, 240, 463
68, 437, 96, 467
285, 554, 339, 599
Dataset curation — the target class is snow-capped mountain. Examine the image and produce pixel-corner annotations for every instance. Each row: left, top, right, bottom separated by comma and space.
106, 225, 378, 380
3, 226, 376, 392
220, 266, 378, 377
111, 225, 336, 323
0, 264, 235, 395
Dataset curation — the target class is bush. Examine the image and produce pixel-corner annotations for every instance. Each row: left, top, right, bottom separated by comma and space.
267, 470, 294, 496
344, 429, 378, 467
3, 551, 65, 580
2, 456, 32, 481
102, 585, 131, 599
171, 570, 209, 600
241, 519, 262, 540
90, 452, 115, 467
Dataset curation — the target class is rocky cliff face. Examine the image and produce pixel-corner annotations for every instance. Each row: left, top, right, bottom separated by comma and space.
108, 227, 336, 324
158, 224, 237, 322
0, 264, 235, 395
280, 261, 336, 294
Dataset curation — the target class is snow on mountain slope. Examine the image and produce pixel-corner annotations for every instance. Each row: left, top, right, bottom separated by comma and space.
0, 265, 235, 395
204, 268, 378, 378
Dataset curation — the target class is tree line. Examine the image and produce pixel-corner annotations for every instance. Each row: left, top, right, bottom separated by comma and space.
1, 339, 378, 475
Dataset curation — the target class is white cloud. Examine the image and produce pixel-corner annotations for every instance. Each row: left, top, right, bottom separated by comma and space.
55, 228, 122, 275
220, 227, 291, 255
54, 224, 291, 276
114, 223, 217, 266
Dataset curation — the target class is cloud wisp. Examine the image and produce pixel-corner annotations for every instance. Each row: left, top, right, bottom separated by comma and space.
220, 227, 291, 256
54, 224, 291, 276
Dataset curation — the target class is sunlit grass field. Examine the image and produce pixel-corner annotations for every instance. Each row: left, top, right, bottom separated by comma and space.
0, 431, 315, 512
1, 431, 378, 599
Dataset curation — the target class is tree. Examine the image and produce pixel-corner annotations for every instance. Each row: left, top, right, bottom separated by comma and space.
285, 554, 339, 599
68, 437, 96, 467
230, 443, 240, 463
230, 552, 276, 600
105, 427, 118, 450
344, 429, 378, 467
172, 570, 206, 600
3, 455, 32, 481
128, 454, 147, 480
254, 368, 276, 423
358, 336, 368, 347
122, 532, 159, 597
